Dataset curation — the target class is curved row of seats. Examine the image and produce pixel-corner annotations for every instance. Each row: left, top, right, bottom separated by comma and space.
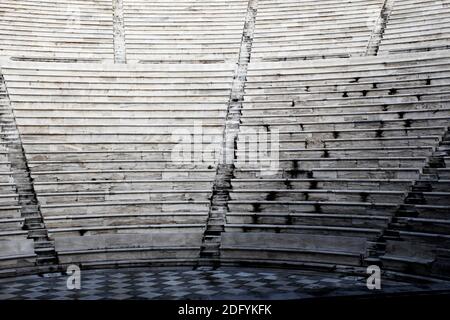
1, 61, 236, 266
0, 0, 449, 64
379, 0, 450, 55
0, 0, 249, 64
0, 74, 36, 270
221, 50, 450, 268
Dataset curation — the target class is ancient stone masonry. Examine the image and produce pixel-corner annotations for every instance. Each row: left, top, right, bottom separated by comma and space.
0, 0, 449, 283
0, 74, 58, 267
198, 0, 258, 268
113, 0, 127, 63
365, 0, 396, 56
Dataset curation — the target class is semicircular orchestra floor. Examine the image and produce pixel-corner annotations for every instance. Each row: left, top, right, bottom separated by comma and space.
0, 267, 449, 300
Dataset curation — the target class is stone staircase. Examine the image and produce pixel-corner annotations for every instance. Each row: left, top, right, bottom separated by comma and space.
0, 75, 58, 267
198, 165, 232, 267
197, 0, 258, 268
365, 0, 395, 56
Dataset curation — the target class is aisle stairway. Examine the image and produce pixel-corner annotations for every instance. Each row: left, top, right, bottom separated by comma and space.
0, 73, 45, 271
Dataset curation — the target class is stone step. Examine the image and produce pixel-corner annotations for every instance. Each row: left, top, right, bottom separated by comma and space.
204, 235, 221, 243
200, 250, 220, 257
206, 223, 225, 231
15, 186, 34, 192
35, 247, 56, 255
20, 206, 40, 214
207, 217, 225, 226
34, 241, 55, 250
26, 222, 45, 229
204, 229, 222, 237
18, 199, 38, 205
196, 258, 221, 268
28, 229, 48, 239
36, 256, 58, 265
364, 257, 382, 267
201, 243, 220, 250
14, 178, 33, 184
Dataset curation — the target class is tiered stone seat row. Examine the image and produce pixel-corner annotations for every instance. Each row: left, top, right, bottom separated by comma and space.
123, 0, 249, 63
0, 0, 114, 62
0, 0, 448, 65
221, 50, 450, 267
251, 0, 385, 61
379, 0, 450, 55
1, 61, 236, 266
0, 73, 36, 269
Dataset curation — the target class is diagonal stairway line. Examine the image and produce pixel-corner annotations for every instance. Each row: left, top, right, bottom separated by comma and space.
365, 0, 396, 56
197, 0, 258, 269
0, 72, 59, 268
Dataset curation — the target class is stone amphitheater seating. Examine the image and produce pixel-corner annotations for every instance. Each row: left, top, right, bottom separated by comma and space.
1, 61, 236, 266
123, 0, 249, 63
0, 0, 448, 279
0, 0, 114, 62
223, 50, 450, 268
251, 0, 385, 61
379, 0, 450, 55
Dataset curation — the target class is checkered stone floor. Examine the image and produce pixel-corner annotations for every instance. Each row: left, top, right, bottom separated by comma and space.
0, 267, 448, 300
